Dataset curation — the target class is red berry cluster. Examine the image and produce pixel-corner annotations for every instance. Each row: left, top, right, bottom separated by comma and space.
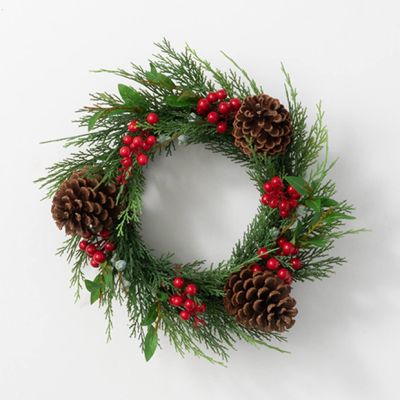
78, 229, 116, 268
252, 237, 303, 285
261, 176, 301, 218
117, 114, 159, 185
169, 277, 206, 327
196, 89, 241, 134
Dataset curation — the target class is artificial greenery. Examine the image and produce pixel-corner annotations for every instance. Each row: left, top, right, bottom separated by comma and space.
37, 39, 360, 365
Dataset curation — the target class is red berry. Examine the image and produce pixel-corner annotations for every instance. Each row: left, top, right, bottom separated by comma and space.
287, 185, 300, 199
252, 264, 262, 273
93, 251, 106, 263
86, 244, 97, 257
257, 247, 269, 259
207, 111, 219, 124
280, 209, 289, 218
100, 229, 110, 238
217, 101, 230, 114
90, 259, 99, 268
269, 198, 279, 208
170, 295, 183, 307
146, 112, 159, 125
104, 242, 116, 252
279, 200, 290, 212
141, 142, 151, 151
119, 146, 131, 157
291, 258, 302, 270
183, 299, 196, 312
289, 198, 298, 208
197, 98, 210, 113
122, 135, 133, 145
229, 98, 241, 111
271, 176, 283, 189
216, 89, 227, 100
179, 310, 191, 321
216, 121, 227, 134
127, 120, 139, 132
285, 275, 293, 285
173, 276, 185, 289
79, 240, 88, 251
137, 154, 149, 166
206, 92, 218, 103
131, 136, 143, 148
196, 303, 206, 313
146, 135, 157, 146
266, 257, 280, 270
121, 157, 132, 168
82, 232, 92, 239
263, 182, 273, 193
185, 283, 198, 296
277, 268, 290, 280
277, 237, 286, 247
261, 194, 270, 205
282, 242, 295, 256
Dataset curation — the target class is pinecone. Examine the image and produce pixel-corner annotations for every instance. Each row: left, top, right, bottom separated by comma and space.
232, 94, 292, 156
223, 266, 298, 332
51, 170, 118, 236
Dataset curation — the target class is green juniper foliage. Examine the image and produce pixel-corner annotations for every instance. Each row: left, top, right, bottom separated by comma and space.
37, 39, 360, 364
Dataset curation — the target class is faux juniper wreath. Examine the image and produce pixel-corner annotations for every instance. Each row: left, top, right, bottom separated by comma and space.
37, 40, 359, 364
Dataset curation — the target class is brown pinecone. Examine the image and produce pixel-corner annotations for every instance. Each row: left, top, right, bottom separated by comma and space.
223, 266, 298, 332
51, 170, 118, 236
232, 94, 292, 156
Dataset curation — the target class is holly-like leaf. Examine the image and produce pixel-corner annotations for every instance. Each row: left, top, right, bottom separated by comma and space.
305, 198, 321, 213
144, 326, 158, 361
84, 279, 103, 293
164, 95, 196, 108
321, 197, 339, 207
118, 84, 148, 109
103, 270, 114, 290
158, 292, 169, 303
141, 303, 158, 326
90, 289, 101, 304
285, 176, 311, 196
145, 64, 175, 90
306, 236, 329, 247
324, 212, 355, 223
88, 111, 104, 131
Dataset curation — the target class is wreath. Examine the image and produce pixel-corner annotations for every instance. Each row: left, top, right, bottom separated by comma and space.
37, 39, 359, 364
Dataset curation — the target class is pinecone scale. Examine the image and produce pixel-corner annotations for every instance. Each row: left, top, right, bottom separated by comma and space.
223, 266, 298, 332
51, 170, 118, 236
232, 94, 292, 156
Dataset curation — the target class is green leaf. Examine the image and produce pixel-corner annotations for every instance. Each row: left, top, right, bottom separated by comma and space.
324, 212, 355, 223
88, 111, 104, 131
309, 212, 321, 227
293, 221, 304, 241
145, 64, 175, 90
144, 326, 158, 361
90, 289, 101, 304
303, 236, 329, 248
141, 303, 158, 326
320, 197, 339, 207
285, 176, 311, 196
103, 270, 114, 290
118, 84, 148, 109
305, 198, 321, 212
84, 279, 102, 293
164, 95, 196, 108
158, 292, 169, 302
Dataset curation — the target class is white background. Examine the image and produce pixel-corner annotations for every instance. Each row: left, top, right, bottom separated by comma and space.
1, 0, 399, 399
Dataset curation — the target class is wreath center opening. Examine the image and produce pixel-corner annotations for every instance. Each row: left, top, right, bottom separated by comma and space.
141, 143, 260, 264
